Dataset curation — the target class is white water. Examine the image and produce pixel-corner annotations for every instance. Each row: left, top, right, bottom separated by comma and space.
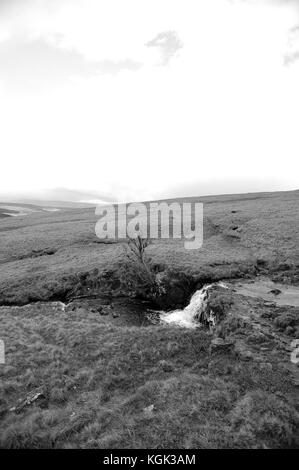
160, 284, 212, 329
160, 282, 229, 329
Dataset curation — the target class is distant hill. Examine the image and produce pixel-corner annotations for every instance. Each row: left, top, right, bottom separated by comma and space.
0, 202, 62, 217
0, 187, 115, 208
0, 200, 95, 209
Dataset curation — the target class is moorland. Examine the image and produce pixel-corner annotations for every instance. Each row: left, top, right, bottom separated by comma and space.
0, 189, 298, 448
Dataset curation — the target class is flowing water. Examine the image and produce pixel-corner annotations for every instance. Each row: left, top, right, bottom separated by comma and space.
232, 279, 299, 307
160, 277, 299, 329
160, 282, 228, 329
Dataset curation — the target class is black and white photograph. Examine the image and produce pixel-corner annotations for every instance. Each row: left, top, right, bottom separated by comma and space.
0, 0, 298, 456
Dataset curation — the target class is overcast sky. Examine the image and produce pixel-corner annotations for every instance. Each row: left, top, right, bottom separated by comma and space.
0, 0, 298, 202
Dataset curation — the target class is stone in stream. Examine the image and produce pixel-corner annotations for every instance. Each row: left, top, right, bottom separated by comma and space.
269, 289, 282, 296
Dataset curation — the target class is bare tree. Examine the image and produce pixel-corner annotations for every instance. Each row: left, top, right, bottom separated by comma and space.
120, 236, 157, 299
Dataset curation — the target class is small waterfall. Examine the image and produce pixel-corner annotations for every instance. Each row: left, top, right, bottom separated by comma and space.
160, 282, 228, 329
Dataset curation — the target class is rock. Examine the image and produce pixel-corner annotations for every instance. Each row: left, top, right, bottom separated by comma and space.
10, 387, 47, 414
112, 312, 120, 318
236, 349, 254, 361
278, 263, 291, 271
234, 342, 254, 361
97, 306, 112, 315
158, 360, 174, 372
264, 301, 276, 307
256, 259, 267, 267
100, 307, 111, 316
210, 337, 234, 354
247, 332, 267, 344
269, 289, 282, 296
66, 303, 76, 312
154, 272, 196, 309
286, 326, 295, 336
143, 404, 155, 417
235, 345, 264, 362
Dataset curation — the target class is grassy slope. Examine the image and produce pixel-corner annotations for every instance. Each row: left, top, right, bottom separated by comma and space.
0, 294, 298, 449
0, 190, 299, 449
0, 190, 299, 304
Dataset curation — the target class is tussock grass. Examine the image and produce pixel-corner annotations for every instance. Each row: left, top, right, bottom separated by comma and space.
1, 190, 299, 447
0, 301, 298, 449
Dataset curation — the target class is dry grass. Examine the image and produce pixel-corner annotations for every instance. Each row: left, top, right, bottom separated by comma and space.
0, 190, 299, 304
0, 190, 299, 448
0, 298, 298, 449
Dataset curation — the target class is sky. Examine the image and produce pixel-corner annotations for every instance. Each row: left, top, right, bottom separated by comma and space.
0, 0, 298, 202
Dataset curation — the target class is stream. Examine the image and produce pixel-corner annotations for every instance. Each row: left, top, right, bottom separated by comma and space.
160, 278, 299, 329
160, 282, 228, 329
231, 278, 299, 307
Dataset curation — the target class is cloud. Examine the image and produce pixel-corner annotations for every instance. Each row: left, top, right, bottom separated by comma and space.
0, 0, 17, 9
284, 50, 299, 65
0, 0, 60, 11
284, 24, 299, 65
0, 36, 142, 91
96, 59, 142, 75
146, 31, 183, 65
231, 0, 299, 7
0, 0, 298, 200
